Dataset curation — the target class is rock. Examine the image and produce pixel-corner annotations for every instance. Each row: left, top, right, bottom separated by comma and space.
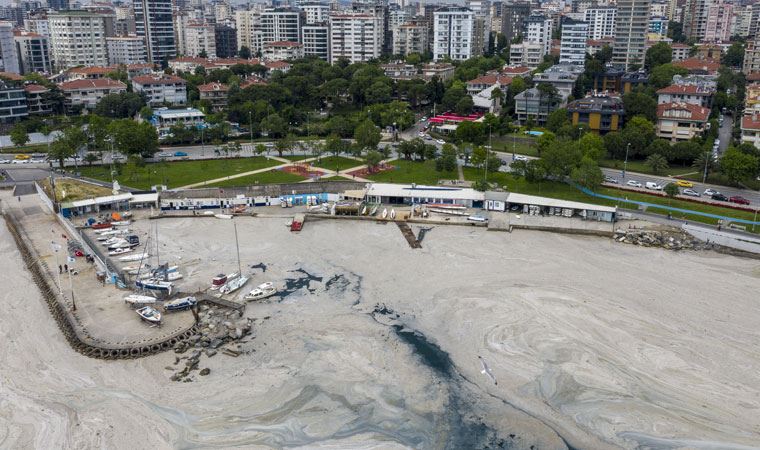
210, 338, 223, 349
205, 349, 217, 357
199, 368, 210, 376
164, 366, 174, 371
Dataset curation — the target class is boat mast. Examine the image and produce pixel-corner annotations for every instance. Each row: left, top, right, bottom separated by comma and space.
234, 221, 241, 275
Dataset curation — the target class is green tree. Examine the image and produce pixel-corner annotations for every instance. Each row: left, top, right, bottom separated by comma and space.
644, 42, 672, 70
84, 153, 98, 166
325, 134, 348, 156
663, 182, 680, 199
139, 106, 153, 121
454, 96, 474, 115
692, 151, 714, 177
10, 123, 28, 147
354, 119, 381, 151
621, 116, 656, 158
720, 147, 759, 183
108, 119, 158, 158
48, 126, 87, 168
541, 141, 582, 179
455, 121, 486, 145
435, 143, 457, 172
238, 46, 251, 59
254, 143, 267, 155
261, 113, 287, 138
94, 92, 146, 118
571, 156, 604, 189
645, 153, 669, 174
649, 63, 689, 90
722, 42, 744, 68
622, 92, 658, 123
545, 108, 569, 133
364, 150, 383, 172
644, 139, 672, 158
579, 133, 606, 161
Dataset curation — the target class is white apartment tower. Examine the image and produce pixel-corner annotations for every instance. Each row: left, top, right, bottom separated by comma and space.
235, 10, 262, 54
300, 2, 330, 24
683, 0, 710, 40
525, 14, 552, 56
392, 21, 429, 56
612, 0, 651, 70
584, 7, 617, 39
106, 36, 147, 65
134, 0, 176, 63
260, 7, 304, 44
559, 19, 588, 66
433, 7, 474, 61
328, 13, 382, 64
704, 0, 733, 42
184, 23, 216, 58
48, 11, 109, 70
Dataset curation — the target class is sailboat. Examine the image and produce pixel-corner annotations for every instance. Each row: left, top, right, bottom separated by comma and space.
217, 222, 248, 296
390, 209, 396, 220
381, 208, 388, 219
124, 294, 156, 306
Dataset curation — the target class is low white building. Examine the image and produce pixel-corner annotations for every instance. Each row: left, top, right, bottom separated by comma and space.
151, 107, 205, 138
509, 41, 544, 68
263, 41, 304, 60
132, 74, 187, 106
58, 78, 127, 112
741, 114, 760, 149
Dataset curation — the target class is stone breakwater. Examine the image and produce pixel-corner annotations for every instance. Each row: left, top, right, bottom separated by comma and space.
614, 228, 714, 251
2, 209, 199, 360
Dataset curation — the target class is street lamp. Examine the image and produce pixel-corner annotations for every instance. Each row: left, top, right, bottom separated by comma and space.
248, 111, 253, 150
622, 143, 630, 179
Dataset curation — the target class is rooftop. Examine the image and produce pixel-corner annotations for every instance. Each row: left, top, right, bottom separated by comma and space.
741, 115, 760, 130
59, 78, 127, 90
567, 94, 624, 112
153, 107, 205, 119
672, 58, 721, 74
132, 74, 186, 85
198, 82, 229, 92
657, 102, 710, 122
657, 84, 715, 95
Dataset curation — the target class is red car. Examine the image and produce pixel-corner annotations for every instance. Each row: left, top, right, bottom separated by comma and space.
729, 195, 751, 205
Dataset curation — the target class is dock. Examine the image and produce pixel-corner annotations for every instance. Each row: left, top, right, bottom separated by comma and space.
396, 222, 422, 249
196, 293, 246, 311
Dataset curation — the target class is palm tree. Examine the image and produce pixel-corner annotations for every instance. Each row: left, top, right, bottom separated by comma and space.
645, 153, 669, 174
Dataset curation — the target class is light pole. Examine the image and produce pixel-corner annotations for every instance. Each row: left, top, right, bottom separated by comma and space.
248, 111, 253, 151
622, 143, 630, 179
50, 241, 62, 294
702, 151, 709, 183
201, 126, 205, 157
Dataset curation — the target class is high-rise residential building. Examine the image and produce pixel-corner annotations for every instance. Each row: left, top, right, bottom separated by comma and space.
260, 7, 304, 44
214, 1, 232, 23
525, 14, 552, 55
352, 0, 390, 53
704, 0, 732, 41
300, 2, 330, 24
392, 21, 428, 56
683, 0, 709, 40
183, 22, 216, 58
744, 37, 760, 73
0, 21, 19, 74
47, 0, 69, 11
735, 5, 753, 38
584, 7, 617, 39
301, 23, 329, 60
490, 1, 503, 33
134, 0, 176, 63
328, 13, 382, 64
14, 30, 52, 74
106, 36, 147, 64
559, 19, 588, 66
48, 11, 109, 70
649, 0, 669, 17
501, 2, 530, 42
612, 0, 651, 70
215, 25, 237, 58
433, 6, 475, 61
235, 10, 261, 55
24, 15, 50, 37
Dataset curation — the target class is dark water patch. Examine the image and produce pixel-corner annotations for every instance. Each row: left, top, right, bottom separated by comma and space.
417, 227, 433, 243
250, 262, 267, 272
325, 274, 349, 291
278, 268, 323, 298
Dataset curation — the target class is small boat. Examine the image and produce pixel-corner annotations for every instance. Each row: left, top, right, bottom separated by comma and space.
119, 253, 150, 261
203, 211, 215, 216
211, 272, 235, 290
111, 220, 131, 226
244, 282, 277, 301
382, 208, 388, 219
164, 296, 197, 312
122, 264, 143, 273
467, 215, 488, 223
109, 247, 132, 256
141, 271, 182, 282
91, 222, 112, 230
124, 294, 157, 306
426, 203, 466, 210
429, 208, 468, 216
231, 205, 247, 214
361, 205, 367, 215
370, 205, 378, 216
136, 279, 173, 294
390, 209, 396, 220
136, 306, 161, 324
218, 275, 249, 295
215, 214, 233, 220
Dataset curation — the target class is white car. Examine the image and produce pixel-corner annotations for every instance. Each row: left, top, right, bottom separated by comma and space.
514, 155, 529, 162
682, 189, 701, 197
627, 180, 643, 188
435, 139, 445, 145
157, 152, 172, 158
604, 176, 618, 184
703, 188, 719, 196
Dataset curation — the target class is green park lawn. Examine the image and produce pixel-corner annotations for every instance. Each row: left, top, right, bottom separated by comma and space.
282, 154, 314, 161
365, 159, 458, 185
206, 169, 307, 187
598, 158, 696, 177
76, 157, 282, 190
312, 155, 361, 172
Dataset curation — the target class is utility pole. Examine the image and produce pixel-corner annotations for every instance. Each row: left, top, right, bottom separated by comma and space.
702, 151, 709, 183
248, 111, 253, 151
622, 143, 630, 179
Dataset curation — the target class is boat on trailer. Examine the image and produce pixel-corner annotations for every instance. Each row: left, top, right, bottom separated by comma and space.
164, 296, 197, 312
426, 203, 466, 210
136, 306, 161, 324
211, 272, 237, 290
429, 208, 467, 216
108, 247, 132, 256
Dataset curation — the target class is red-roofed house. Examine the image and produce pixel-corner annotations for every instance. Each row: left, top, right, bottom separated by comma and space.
198, 82, 229, 111
672, 58, 720, 76
239, 77, 268, 89
656, 102, 711, 142
24, 84, 52, 115
168, 57, 263, 73
656, 84, 715, 107
264, 60, 291, 74
500, 65, 532, 78
466, 73, 513, 95
263, 41, 304, 61
66, 66, 116, 80
59, 78, 127, 112
741, 114, 760, 149
132, 74, 187, 106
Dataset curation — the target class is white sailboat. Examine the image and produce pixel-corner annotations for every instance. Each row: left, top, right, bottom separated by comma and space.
119, 252, 150, 261
244, 282, 276, 301
381, 208, 388, 219
124, 294, 157, 306
217, 222, 249, 296
390, 209, 396, 220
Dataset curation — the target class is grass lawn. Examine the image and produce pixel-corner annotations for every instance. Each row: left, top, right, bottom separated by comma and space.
598, 159, 696, 177
76, 157, 281, 190
365, 159, 458, 185
39, 178, 112, 202
0, 144, 48, 154
205, 169, 307, 187
489, 137, 539, 157
282, 154, 314, 161
312, 155, 361, 172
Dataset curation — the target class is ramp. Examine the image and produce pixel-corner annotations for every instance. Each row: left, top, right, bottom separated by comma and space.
396, 222, 421, 248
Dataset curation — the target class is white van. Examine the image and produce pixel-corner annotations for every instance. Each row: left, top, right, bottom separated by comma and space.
645, 182, 662, 190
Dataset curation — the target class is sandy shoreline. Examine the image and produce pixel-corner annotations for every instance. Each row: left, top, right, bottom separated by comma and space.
2, 214, 760, 449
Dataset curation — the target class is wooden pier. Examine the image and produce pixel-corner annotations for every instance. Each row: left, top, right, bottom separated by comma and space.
396, 222, 422, 249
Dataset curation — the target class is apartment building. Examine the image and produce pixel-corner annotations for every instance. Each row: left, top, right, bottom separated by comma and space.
559, 19, 588, 66
106, 36, 147, 65
24, 84, 52, 115
198, 82, 228, 111
392, 21, 428, 56
184, 22, 216, 58
301, 24, 329, 60
567, 94, 624, 134
329, 13, 382, 64
433, 7, 475, 61
509, 41, 544, 68
132, 74, 187, 106
14, 30, 51, 74
0, 21, 18, 74
58, 78, 126, 112
656, 83, 715, 107
0, 80, 28, 123
134, 0, 175, 63
235, 10, 262, 55
48, 11, 109, 70
656, 102, 710, 142
264, 41, 304, 60
612, 0, 651, 70
525, 14, 552, 56
584, 7, 616, 39
260, 8, 304, 44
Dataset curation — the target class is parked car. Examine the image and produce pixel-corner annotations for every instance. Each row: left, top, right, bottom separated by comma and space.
682, 189, 701, 197
675, 180, 693, 188
14, 154, 30, 160
174, 151, 188, 157
435, 139, 445, 145
423, 135, 432, 141
420, 116, 427, 122
729, 195, 751, 205
712, 193, 729, 202
627, 180, 643, 188
514, 155, 529, 162
704, 188, 719, 196
645, 181, 662, 190
157, 152, 172, 158
604, 176, 618, 184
